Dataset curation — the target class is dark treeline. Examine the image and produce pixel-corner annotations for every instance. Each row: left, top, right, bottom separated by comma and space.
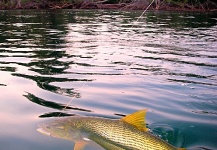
0, 0, 217, 11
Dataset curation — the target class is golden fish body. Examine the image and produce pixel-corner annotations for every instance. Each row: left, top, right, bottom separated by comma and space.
37, 110, 185, 150
66, 117, 176, 150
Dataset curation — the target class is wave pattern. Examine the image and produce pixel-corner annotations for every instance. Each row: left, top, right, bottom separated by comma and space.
0, 10, 217, 149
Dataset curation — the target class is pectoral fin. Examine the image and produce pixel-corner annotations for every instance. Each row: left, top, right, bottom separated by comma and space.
74, 141, 89, 150
121, 109, 148, 131
74, 139, 104, 150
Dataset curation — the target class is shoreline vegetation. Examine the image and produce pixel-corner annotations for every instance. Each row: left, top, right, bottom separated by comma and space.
0, 0, 217, 12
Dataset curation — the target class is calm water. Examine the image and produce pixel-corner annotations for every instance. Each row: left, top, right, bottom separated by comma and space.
0, 10, 216, 150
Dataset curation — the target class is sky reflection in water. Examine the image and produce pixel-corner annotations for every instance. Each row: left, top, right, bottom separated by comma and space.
0, 10, 217, 150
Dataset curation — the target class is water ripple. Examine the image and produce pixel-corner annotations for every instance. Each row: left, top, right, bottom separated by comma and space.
0, 10, 217, 150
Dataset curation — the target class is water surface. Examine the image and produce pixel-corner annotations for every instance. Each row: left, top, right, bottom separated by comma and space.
0, 10, 217, 150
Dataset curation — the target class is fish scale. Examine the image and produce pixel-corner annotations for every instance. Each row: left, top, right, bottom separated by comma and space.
38, 110, 185, 150
67, 117, 177, 150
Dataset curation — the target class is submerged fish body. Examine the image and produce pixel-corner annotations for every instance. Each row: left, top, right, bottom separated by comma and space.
37, 110, 185, 150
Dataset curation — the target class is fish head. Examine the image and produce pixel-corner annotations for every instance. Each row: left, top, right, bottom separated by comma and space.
37, 117, 85, 141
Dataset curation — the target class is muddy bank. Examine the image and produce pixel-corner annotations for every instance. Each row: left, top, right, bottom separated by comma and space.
0, 0, 217, 12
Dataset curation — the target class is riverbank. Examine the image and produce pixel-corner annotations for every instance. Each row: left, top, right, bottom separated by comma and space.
0, 0, 217, 12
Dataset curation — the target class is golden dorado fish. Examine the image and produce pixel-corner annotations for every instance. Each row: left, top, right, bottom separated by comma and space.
37, 110, 185, 150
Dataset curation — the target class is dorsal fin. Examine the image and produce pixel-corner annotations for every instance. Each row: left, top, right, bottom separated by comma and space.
121, 109, 148, 131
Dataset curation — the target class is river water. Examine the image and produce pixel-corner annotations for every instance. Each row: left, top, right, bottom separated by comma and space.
0, 10, 216, 150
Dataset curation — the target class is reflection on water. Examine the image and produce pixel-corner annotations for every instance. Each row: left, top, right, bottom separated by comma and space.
24, 92, 91, 113
0, 10, 217, 150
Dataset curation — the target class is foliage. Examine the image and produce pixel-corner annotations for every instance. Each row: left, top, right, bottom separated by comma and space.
165, 0, 217, 10
0, 0, 216, 10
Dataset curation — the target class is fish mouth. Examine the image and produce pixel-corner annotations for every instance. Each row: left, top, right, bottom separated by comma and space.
37, 123, 52, 136
37, 127, 51, 136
